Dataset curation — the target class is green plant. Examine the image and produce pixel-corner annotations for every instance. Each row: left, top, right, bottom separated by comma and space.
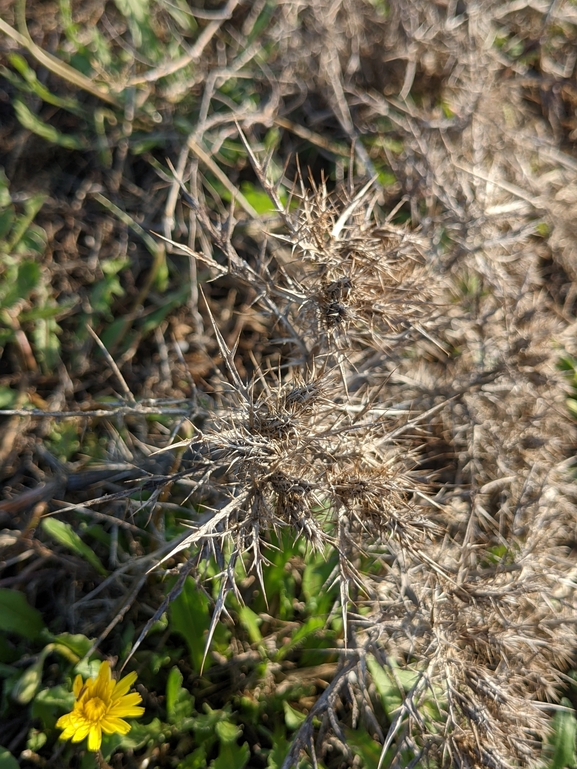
0, 169, 62, 375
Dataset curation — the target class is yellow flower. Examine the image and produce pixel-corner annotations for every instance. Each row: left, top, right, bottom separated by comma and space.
56, 661, 144, 752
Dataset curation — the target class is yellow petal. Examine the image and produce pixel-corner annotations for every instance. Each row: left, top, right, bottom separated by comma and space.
92, 661, 114, 703
97, 661, 111, 681
87, 724, 102, 751
110, 692, 143, 711
111, 671, 137, 700
56, 713, 73, 730
109, 701, 144, 717
73, 674, 84, 698
59, 723, 81, 742
71, 722, 91, 743
94, 660, 112, 688
57, 708, 85, 733
119, 705, 145, 718
101, 716, 131, 735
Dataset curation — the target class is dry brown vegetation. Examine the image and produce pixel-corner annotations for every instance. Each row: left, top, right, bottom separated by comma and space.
3, 0, 577, 767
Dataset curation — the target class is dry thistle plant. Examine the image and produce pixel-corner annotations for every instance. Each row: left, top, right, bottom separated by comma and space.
151, 167, 441, 652
151, 118, 577, 766
269, 175, 435, 360
284, 0, 577, 764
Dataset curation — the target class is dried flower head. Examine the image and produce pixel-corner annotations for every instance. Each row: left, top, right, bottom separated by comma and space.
281, 183, 434, 357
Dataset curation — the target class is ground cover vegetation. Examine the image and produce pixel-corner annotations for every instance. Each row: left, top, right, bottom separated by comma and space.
2, 0, 577, 767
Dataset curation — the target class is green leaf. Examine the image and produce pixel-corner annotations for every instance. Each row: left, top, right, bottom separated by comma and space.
169, 577, 211, 672
14, 99, 87, 150
26, 729, 47, 752
551, 699, 577, 769
0, 588, 45, 640
114, 0, 149, 23
15, 225, 47, 255
53, 632, 94, 660
283, 701, 306, 730
0, 260, 40, 310
33, 315, 61, 371
138, 284, 191, 336
166, 666, 194, 724
266, 729, 289, 769
178, 746, 207, 769
42, 518, 108, 575
16, 260, 41, 297
367, 655, 419, 716
215, 720, 241, 744
118, 717, 165, 750
238, 606, 262, 644
2, 192, 45, 253
376, 167, 396, 188
239, 182, 278, 215
164, 0, 198, 31
74, 657, 101, 680
0, 208, 14, 240
81, 523, 111, 547
8, 54, 83, 114
0, 167, 11, 208
12, 646, 51, 704
211, 740, 250, 769
0, 387, 17, 408
99, 318, 135, 351
89, 257, 129, 317
302, 550, 337, 615
0, 635, 18, 664
193, 704, 229, 737
245, 0, 275, 43
0, 747, 19, 769
101, 256, 131, 277
276, 616, 325, 660
19, 303, 71, 322
99, 732, 124, 762
31, 684, 75, 729
558, 355, 577, 373
344, 729, 389, 769
46, 422, 79, 461
253, 532, 299, 620
166, 665, 183, 721
367, 0, 388, 16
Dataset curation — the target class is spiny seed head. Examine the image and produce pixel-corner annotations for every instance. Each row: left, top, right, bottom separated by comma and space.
282, 380, 322, 411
